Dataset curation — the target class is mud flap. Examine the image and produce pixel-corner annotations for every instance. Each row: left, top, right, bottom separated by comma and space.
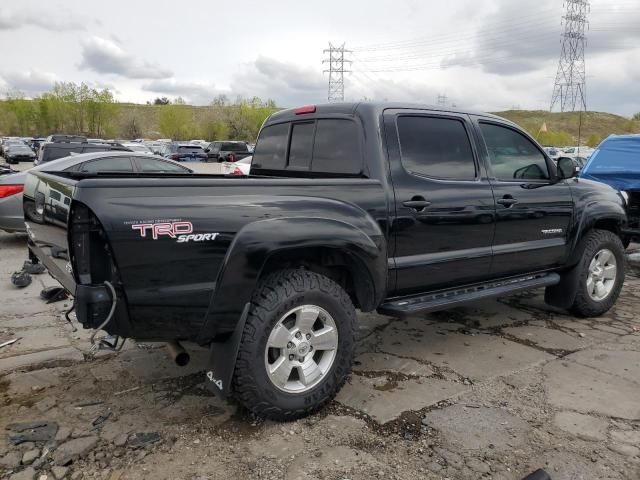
205, 303, 250, 398
544, 262, 580, 309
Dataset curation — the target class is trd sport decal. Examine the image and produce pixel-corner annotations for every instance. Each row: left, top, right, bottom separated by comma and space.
130, 221, 219, 243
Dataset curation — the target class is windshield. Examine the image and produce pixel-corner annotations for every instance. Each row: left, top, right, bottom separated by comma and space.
582, 138, 640, 174
8, 145, 32, 152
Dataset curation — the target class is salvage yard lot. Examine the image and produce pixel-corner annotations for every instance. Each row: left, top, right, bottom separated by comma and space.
1, 230, 639, 480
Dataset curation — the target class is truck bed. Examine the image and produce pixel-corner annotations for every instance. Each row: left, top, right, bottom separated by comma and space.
23, 172, 388, 343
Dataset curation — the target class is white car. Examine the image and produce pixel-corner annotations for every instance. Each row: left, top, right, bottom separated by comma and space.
562, 146, 593, 159
223, 156, 252, 176
122, 142, 153, 154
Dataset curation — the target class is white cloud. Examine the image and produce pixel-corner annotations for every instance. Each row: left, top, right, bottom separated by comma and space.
232, 57, 327, 106
79, 36, 173, 79
142, 79, 226, 104
0, 8, 84, 31
0, 70, 60, 96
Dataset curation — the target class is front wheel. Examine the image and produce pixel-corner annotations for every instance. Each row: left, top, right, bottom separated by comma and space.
232, 269, 356, 420
569, 229, 626, 317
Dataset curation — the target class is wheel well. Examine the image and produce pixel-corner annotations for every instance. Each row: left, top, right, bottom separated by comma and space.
593, 218, 621, 236
260, 247, 375, 310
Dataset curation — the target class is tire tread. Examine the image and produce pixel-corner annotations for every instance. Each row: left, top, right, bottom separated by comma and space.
232, 269, 356, 421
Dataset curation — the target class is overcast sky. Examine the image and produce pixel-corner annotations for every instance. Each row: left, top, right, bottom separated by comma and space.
0, 0, 639, 115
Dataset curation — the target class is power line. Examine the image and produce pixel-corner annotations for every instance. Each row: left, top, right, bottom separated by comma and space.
550, 0, 590, 112
323, 43, 351, 103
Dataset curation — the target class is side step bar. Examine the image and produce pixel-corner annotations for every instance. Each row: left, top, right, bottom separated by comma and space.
378, 272, 561, 318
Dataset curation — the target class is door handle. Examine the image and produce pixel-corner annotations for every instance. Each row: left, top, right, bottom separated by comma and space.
403, 197, 431, 211
497, 195, 518, 207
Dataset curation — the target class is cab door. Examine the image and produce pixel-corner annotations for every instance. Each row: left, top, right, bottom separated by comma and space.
472, 118, 574, 276
385, 110, 497, 296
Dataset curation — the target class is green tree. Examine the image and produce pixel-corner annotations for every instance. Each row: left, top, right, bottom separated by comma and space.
3, 91, 36, 135
157, 102, 195, 140
633, 112, 640, 121
86, 88, 118, 137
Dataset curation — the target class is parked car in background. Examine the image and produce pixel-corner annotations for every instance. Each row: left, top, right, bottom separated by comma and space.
1, 138, 25, 156
122, 142, 153, 154
3, 143, 37, 164
28, 138, 46, 153
144, 141, 165, 155
223, 155, 252, 176
35, 140, 131, 166
543, 147, 560, 160
159, 143, 207, 162
563, 146, 594, 159
205, 141, 251, 162
579, 134, 640, 244
45, 134, 87, 143
0, 152, 192, 233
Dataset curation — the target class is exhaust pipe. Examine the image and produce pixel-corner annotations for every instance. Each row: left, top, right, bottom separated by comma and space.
166, 341, 190, 367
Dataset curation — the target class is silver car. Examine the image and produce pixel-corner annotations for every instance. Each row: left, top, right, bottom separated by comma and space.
0, 152, 192, 233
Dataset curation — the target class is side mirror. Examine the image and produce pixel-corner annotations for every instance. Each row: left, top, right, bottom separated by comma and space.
204, 148, 210, 153
557, 157, 576, 179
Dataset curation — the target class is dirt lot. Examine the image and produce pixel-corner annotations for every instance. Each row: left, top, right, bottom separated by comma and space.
1, 230, 639, 480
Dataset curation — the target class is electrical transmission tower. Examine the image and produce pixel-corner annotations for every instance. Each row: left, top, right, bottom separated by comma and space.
550, 0, 589, 112
323, 43, 351, 102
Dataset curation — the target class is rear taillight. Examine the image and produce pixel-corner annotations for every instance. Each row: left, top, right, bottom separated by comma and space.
232, 167, 243, 176
0, 185, 23, 198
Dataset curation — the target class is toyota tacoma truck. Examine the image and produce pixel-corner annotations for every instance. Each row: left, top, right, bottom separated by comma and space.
24, 102, 628, 420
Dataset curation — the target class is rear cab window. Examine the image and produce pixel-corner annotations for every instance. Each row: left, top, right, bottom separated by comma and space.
252, 118, 362, 176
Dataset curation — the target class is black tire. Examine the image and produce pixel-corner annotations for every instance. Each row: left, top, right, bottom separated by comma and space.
569, 229, 626, 317
232, 269, 356, 421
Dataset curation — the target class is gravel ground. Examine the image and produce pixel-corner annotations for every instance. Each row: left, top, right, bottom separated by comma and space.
1, 230, 639, 480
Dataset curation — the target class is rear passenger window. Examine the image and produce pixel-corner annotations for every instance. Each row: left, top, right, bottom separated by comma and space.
312, 119, 361, 174
253, 123, 289, 170
397, 116, 476, 180
288, 122, 314, 169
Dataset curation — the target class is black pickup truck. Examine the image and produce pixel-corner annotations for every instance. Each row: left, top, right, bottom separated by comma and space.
24, 102, 628, 420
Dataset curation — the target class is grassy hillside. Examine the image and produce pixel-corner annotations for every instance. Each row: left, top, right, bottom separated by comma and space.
493, 110, 640, 146
2, 94, 638, 145
114, 105, 640, 144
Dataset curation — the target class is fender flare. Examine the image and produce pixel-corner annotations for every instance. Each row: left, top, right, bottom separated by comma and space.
568, 202, 626, 265
196, 216, 386, 344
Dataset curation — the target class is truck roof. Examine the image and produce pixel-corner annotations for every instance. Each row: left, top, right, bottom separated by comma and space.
266, 102, 511, 125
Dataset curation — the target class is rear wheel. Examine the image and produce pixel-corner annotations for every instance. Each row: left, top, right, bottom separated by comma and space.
569, 229, 626, 317
232, 269, 356, 420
